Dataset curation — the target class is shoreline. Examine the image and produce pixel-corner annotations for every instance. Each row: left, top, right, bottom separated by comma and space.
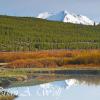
0, 49, 100, 88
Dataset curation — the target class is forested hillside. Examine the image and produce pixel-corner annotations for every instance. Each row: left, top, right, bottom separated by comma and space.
0, 15, 100, 51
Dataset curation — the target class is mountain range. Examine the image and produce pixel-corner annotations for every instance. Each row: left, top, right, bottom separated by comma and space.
40, 79, 78, 89
37, 10, 95, 25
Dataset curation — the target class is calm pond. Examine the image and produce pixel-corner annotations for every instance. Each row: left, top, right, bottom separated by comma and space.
5, 75, 100, 100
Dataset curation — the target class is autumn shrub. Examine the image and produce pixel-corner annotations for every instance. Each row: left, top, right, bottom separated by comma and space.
68, 50, 100, 65
0, 50, 74, 62
8, 59, 44, 68
1, 50, 100, 68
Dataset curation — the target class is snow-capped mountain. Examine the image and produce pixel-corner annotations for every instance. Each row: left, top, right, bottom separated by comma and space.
37, 11, 95, 25
39, 79, 78, 96
40, 79, 78, 89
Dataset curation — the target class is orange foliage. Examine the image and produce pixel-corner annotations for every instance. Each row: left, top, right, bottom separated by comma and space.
0, 50, 100, 68
8, 59, 44, 68
0, 50, 75, 62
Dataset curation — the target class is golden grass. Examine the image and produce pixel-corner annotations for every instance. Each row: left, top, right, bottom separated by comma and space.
0, 50, 100, 68
0, 96, 15, 100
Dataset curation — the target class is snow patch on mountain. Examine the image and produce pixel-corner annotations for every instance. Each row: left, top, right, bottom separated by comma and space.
37, 12, 52, 19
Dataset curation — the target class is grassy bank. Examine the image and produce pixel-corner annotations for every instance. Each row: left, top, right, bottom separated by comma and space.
0, 50, 100, 68
1, 69, 100, 88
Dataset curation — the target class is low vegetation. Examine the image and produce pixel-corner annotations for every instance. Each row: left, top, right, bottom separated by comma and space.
0, 50, 100, 68
0, 96, 15, 100
0, 91, 17, 100
0, 15, 100, 51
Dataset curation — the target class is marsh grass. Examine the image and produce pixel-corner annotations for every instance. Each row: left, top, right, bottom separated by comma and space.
0, 50, 99, 68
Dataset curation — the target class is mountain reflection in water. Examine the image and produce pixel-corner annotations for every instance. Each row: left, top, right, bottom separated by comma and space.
40, 79, 77, 89
5, 76, 100, 100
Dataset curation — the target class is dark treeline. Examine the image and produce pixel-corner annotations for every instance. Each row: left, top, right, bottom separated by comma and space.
0, 15, 100, 51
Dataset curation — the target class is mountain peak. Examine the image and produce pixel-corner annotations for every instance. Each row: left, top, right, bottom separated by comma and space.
37, 11, 95, 25
61, 10, 69, 14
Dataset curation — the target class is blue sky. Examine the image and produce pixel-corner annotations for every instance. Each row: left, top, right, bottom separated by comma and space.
0, 0, 100, 22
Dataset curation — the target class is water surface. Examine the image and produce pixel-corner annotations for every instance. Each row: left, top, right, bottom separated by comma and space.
6, 76, 100, 100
